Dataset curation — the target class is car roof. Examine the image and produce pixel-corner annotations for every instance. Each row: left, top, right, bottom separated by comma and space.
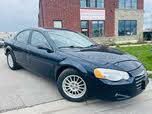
23, 27, 76, 33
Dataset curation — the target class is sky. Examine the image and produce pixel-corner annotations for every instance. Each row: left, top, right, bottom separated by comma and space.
0, 0, 39, 32
0, 0, 151, 32
144, 0, 152, 30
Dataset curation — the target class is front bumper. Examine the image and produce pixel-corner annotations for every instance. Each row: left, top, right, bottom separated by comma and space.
89, 74, 149, 100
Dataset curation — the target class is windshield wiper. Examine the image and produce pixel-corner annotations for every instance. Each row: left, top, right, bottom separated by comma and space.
58, 46, 84, 49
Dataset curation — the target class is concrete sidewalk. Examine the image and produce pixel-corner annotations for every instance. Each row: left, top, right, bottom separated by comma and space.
111, 43, 152, 48
2, 79, 152, 114
148, 71, 152, 75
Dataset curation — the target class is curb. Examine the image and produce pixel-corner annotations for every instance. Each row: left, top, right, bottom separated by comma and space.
111, 44, 152, 48
148, 71, 152, 75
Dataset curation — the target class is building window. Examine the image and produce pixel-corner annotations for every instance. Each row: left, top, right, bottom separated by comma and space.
80, 0, 104, 8
81, 21, 89, 29
92, 21, 104, 37
97, 0, 104, 8
119, 0, 137, 9
90, 0, 96, 8
118, 20, 137, 36
81, 21, 89, 36
53, 21, 62, 28
81, 0, 87, 8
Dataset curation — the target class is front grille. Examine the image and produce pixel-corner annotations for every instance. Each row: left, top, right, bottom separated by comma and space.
135, 75, 145, 91
128, 64, 147, 92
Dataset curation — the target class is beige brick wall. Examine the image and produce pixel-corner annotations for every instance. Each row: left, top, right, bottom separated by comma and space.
92, 37, 140, 45
92, 9, 144, 45
114, 9, 144, 43
0, 32, 16, 38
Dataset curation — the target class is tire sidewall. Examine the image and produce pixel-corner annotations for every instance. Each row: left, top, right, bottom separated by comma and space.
57, 68, 88, 102
7, 51, 16, 70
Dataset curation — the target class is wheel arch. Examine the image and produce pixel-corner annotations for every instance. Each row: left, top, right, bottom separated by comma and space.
5, 46, 13, 55
55, 64, 88, 81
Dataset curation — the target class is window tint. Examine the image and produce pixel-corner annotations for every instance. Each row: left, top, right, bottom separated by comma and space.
118, 20, 137, 36
31, 31, 50, 47
16, 31, 30, 44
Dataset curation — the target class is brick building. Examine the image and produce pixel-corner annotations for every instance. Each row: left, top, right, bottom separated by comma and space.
39, 0, 144, 43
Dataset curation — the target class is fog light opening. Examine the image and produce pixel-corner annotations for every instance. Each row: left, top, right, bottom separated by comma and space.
115, 93, 130, 100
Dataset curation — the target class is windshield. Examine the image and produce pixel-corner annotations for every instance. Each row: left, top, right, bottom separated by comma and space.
48, 30, 96, 48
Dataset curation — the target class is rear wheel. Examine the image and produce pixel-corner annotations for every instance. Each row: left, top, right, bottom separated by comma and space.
7, 51, 20, 70
57, 68, 88, 102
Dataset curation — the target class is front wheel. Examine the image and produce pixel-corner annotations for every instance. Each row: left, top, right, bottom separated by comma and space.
57, 68, 88, 102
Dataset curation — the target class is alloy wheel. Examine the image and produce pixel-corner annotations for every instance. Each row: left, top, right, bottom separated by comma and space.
62, 75, 87, 99
7, 54, 14, 68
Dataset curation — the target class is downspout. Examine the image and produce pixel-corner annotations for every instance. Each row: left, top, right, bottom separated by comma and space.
40, 0, 45, 27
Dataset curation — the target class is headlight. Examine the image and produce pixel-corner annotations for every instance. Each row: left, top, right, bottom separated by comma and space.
94, 68, 129, 81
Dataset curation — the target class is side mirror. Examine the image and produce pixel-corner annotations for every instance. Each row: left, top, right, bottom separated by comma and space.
37, 45, 53, 53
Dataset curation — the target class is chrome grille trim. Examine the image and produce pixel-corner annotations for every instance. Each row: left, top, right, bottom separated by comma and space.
136, 83, 142, 87
135, 75, 145, 81
135, 75, 145, 91
136, 78, 144, 84
125, 62, 147, 92
136, 87, 142, 91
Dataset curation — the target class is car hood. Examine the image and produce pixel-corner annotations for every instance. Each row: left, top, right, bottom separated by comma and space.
62, 46, 141, 72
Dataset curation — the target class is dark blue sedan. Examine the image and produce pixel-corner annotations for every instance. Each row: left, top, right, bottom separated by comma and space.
4, 28, 149, 102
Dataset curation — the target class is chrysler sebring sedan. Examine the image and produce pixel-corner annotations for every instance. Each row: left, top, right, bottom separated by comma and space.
4, 28, 149, 102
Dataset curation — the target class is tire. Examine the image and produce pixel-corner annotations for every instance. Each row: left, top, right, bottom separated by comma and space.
7, 51, 20, 70
57, 68, 88, 102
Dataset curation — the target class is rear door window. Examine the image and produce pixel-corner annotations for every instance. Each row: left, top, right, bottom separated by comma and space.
16, 30, 30, 44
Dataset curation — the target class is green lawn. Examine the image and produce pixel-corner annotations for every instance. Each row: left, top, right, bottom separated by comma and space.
117, 45, 152, 71
149, 74, 152, 78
